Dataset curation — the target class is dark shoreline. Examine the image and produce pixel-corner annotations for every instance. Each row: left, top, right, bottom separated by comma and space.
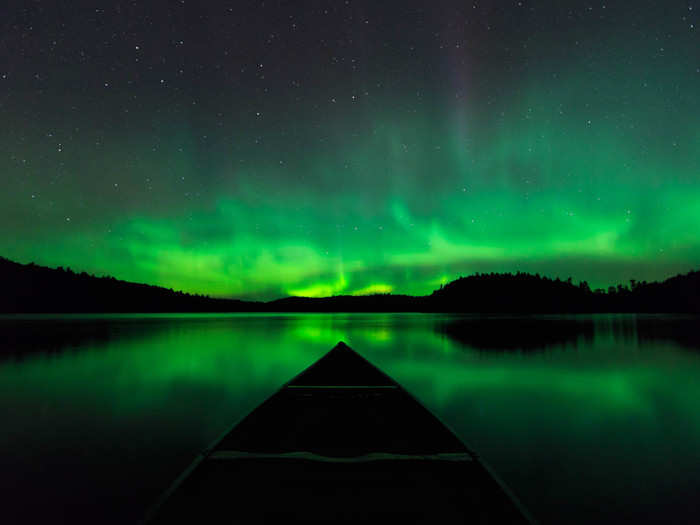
2, 256, 699, 314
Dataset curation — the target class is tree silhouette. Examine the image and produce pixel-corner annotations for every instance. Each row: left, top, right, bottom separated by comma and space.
1, 255, 698, 313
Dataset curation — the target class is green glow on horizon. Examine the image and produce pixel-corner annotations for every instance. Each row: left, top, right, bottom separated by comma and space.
10, 178, 697, 300
351, 283, 393, 296
288, 272, 348, 298
1, 21, 698, 300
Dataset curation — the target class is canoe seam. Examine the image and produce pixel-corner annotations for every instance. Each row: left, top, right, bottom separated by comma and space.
142, 341, 539, 525
286, 384, 398, 389
208, 451, 474, 462
140, 342, 356, 524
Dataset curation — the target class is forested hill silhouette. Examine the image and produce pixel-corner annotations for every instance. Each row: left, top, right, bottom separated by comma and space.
426, 271, 700, 313
0, 257, 260, 313
1, 256, 698, 313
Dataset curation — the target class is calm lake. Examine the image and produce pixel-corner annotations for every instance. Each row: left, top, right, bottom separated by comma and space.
1, 313, 699, 524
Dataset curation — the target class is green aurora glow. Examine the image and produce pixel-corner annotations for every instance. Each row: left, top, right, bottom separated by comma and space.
1, 2, 698, 299
3, 314, 700, 523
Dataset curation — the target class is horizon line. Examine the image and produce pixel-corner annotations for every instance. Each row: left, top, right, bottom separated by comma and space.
3, 255, 698, 304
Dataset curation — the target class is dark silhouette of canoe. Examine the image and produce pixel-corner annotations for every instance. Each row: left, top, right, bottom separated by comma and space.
145, 342, 536, 524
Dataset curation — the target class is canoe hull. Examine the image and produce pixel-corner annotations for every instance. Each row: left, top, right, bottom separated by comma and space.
146, 342, 536, 524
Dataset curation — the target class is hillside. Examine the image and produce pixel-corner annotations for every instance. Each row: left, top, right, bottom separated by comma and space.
427, 270, 700, 313
0, 257, 259, 313
1, 256, 698, 313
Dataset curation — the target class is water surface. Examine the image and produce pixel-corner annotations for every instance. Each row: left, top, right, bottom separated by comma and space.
1, 313, 699, 524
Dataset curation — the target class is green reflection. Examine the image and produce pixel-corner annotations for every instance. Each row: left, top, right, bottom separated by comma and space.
0, 314, 699, 525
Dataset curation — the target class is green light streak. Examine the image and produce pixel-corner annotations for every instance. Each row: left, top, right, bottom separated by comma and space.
1, 35, 697, 299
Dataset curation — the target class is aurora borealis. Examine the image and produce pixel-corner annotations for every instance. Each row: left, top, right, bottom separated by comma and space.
1, 1, 698, 300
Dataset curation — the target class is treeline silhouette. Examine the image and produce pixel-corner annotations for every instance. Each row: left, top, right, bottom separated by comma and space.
425, 270, 700, 313
1, 256, 699, 313
267, 294, 423, 312
0, 257, 260, 313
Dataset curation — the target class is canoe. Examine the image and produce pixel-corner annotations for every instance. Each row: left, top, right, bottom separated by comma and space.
145, 341, 537, 524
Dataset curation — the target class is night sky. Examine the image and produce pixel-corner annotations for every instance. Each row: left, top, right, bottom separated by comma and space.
1, 1, 698, 300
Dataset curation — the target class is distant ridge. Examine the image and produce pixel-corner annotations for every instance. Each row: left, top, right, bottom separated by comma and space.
427, 271, 700, 313
0, 257, 260, 313
1, 256, 698, 313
